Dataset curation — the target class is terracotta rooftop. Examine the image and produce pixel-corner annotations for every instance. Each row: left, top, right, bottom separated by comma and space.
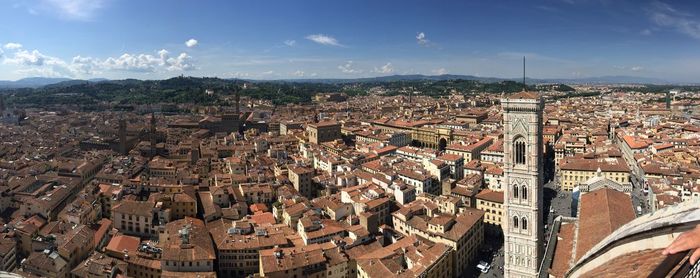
475, 189, 504, 203
111, 200, 155, 217
308, 121, 339, 128
106, 235, 140, 256
575, 188, 635, 261
259, 244, 327, 273
549, 222, 576, 278
161, 217, 216, 262
579, 248, 667, 278
560, 157, 630, 173
508, 91, 540, 100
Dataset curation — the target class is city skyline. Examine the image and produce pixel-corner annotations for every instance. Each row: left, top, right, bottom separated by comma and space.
3, 1, 700, 278
1, 0, 700, 81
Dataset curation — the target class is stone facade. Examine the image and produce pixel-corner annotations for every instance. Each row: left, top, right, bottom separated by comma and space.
502, 92, 544, 278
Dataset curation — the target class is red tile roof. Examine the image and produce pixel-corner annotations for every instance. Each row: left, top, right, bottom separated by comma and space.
106, 235, 140, 256
576, 188, 635, 260
549, 222, 575, 277
475, 189, 504, 204
579, 248, 667, 278
508, 91, 540, 99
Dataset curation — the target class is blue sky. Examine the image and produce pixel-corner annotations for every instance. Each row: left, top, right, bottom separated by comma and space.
1, 0, 700, 81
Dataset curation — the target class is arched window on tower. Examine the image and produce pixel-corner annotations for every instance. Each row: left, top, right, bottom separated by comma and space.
513, 137, 526, 165
521, 217, 528, 231
513, 184, 519, 198
513, 216, 519, 229
521, 185, 528, 200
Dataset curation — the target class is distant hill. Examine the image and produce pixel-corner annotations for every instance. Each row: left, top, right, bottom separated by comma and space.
2, 75, 691, 108
0, 74, 680, 90
274, 74, 673, 85
0, 77, 112, 89
535, 76, 672, 85
0, 77, 72, 88
278, 74, 508, 84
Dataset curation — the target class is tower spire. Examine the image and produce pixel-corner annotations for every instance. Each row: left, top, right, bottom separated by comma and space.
150, 111, 157, 156
523, 56, 526, 91
118, 115, 127, 155
235, 85, 240, 115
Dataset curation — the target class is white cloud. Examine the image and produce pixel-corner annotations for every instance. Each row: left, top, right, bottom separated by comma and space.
649, 2, 700, 39
42, 0, 106, 21
102, 49, 195, 72
373, 62, 394, 74
2, 45, 196, 77
166, 52, 195, 71
284, 40, 296, 47
261, 70, 275, 75
640, 29, 652, 35
4, 49, 62, 66
103, 52, 164, 72
293, 70, 305, 77
71, 55, 102, 74
228, 72, 251, 78
614, 65, 644, 72
432, 68, 448, 75
305, 34, 343, 46
338, 61, 361, 74
185, 39, 198, 48
4, 43, 23, 50
416, 32, 429, 45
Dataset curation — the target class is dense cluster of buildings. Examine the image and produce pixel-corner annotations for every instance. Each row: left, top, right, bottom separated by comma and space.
0, 85, 699, 277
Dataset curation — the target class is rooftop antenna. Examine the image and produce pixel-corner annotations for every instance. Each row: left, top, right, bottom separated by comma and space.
522, 56, 526, 91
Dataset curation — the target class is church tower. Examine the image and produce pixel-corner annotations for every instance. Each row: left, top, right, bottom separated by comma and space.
118, 118, 127, 155
502, 91, 544, 278
150, 112, 157, 156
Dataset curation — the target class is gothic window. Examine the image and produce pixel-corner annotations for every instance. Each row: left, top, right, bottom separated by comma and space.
521, 217, 528, 231
513, 137, 526, 165
513, 184, 519, 198
521, 185, 528, 200
513, 216, 519, 229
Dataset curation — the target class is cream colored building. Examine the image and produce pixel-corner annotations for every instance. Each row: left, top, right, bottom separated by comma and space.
357, 235, 452, 278
259, 244, 348, 278
307, 121, 341, 144
112, 200, 157, 238
476, 189, 505, 228
392, 199, 484, 277
208, 220, 293, 277
148, 157, 177, 178
445, 137, 493, 162
289, 166, 315, 199
160, 218, 216, 274
559, 157, 630, 191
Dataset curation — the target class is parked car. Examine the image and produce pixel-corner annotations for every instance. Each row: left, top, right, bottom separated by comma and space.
477, 261, 491, 273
